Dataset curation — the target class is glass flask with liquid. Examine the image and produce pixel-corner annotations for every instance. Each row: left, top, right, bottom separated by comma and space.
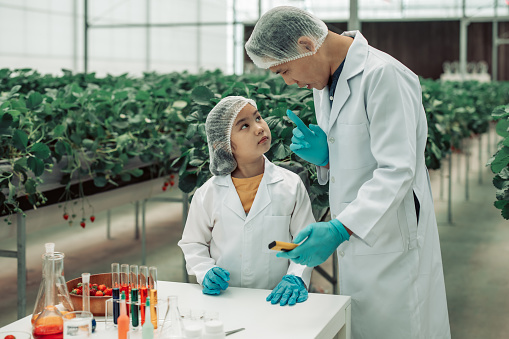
31, 249, 74, 339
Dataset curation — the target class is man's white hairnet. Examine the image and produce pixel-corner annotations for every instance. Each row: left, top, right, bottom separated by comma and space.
245, 6, 328, 69
206, 96, 257, 176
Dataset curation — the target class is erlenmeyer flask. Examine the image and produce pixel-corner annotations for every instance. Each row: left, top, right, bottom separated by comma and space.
31, 250, 74, 339
159, 296, 183, 339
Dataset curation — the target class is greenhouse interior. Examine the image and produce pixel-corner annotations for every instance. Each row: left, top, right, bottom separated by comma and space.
0, 0, 508, 338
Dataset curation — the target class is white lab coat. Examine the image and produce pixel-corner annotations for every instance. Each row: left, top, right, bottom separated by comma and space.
314, 31, 451, 338
178, 157, 315, 290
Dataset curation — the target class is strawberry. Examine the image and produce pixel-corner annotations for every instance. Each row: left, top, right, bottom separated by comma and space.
164, 181, 169, 187
80, 221, 86, 228
89, 289, 97, 296
95, 291, 104, 297
105, 288, 113, 296
162, 186, 167, 191
170, 181, 175, 187
170, 174, 175, 179
90, 215, 95, 222
63, 213, 69, 220
98, 284, 107, 292
4, 335, 16, 339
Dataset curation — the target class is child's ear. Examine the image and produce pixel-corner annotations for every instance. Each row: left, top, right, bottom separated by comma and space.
297, 36, 316, 53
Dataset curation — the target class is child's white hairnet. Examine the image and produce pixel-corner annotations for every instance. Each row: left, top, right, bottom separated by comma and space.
206, 96, 257, 176
245, 6, 328, 69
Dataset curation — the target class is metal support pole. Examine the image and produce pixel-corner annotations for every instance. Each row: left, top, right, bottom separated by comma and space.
440, 165, 444, 200
232, 0, 237, 74
457, 146, 461, 183
84, 0, 89, 74
107, 209, 111, 239
348, 0, 360, 31
17, 213, 26, 319
182, 192, 189, 283
135, 201, 140, 240
448, 154, 453, 225
197, 0, 201, 72
478, 135, 483, 184
145, 0, 151, 71
459, 18, 468, 81
492, 20, 498, 81
73, 0, 78, 72
142, 199, 147, 266
465, 139, 470, 201
258, 0, 262, 19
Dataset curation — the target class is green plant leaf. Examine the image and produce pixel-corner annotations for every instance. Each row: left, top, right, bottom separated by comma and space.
12, 129, 29, 151
53, 124, 66, 137
25, 178, 37, 194
27, 92, 43, 109
191, 86, 214, 105
30, 143, 51, 159
496, 119, 509, 138
189, 159, 204, 167
135, 90, 150, 101
94, 176, 107, 187
130, 168, 143, 177
0, 111, 14, 129
494, 200, 509, 209
27, 156, 45, 176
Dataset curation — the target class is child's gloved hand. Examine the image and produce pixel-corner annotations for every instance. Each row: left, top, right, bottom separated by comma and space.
286, 109, 329, 166
277, 219, 350, 267
266, 275, 308, 306
202, 267, 230, 295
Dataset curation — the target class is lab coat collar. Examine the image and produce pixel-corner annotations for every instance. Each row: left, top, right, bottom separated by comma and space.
324, 30, 369, 133
213, 157, 283, 222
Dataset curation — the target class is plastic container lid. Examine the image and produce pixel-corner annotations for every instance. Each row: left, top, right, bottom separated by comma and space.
204, 320, 224, 333
185, 323, 203, 338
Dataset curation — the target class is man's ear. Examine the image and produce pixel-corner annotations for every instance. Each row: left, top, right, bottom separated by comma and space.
297, 36, 316, 53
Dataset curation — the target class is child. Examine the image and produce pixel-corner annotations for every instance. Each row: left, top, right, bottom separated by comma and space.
178, 96, 315, 306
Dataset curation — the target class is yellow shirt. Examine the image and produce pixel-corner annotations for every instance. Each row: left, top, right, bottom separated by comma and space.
231, 173, 264, 214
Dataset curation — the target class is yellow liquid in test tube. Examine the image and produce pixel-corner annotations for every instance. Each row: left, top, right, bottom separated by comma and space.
150, 289, 157, 329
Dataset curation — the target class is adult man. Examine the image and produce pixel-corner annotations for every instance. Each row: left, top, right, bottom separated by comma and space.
245, 6, 451, 339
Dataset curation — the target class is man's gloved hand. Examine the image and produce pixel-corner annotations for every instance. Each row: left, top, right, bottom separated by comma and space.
277, 219, 350, 267
202, 267, 230, 295
286, 109, 329, 166
266, 275, 308, 306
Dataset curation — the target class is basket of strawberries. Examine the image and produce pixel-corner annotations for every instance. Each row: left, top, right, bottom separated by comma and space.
66, 273, 113, 316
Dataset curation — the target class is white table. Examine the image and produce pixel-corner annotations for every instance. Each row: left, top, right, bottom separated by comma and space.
0, 281, 351, 339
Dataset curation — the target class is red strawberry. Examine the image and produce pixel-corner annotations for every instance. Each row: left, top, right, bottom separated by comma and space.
169, 181, 175, 187
170, 174, 175, 179
164, 181, 169, 187
90, 215, 95, 222
95, 291, 104, 297
63, 213, 69, 220
5, 335, 16, 339
80, 221, 86, 228
162, 186, 167, 191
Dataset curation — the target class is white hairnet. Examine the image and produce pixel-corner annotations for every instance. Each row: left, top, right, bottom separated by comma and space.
245, 6, 328, 69
206, 96, 257, 176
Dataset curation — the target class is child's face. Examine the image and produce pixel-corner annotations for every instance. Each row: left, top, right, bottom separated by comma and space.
230, 103, 271, 163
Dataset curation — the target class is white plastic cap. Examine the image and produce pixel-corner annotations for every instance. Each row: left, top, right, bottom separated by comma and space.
185, 323, 203, 338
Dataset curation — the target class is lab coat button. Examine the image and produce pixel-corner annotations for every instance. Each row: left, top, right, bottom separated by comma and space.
329, 95, 334, 101
338, 251, 345, 257
328, 137, 335, 144
331, 176, 335, 183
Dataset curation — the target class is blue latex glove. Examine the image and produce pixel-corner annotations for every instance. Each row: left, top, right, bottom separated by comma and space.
202, 267, 230, 295
277, 219, 350, 267
286, 109, 329, 166
266, 275, 308, 306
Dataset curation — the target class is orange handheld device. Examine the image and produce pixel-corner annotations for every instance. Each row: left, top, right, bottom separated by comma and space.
268, 241, 299, 252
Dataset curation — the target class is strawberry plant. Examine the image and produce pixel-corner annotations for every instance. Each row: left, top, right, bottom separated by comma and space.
488, 103, 509, 219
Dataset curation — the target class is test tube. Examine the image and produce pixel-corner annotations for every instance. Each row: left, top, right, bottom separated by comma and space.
139, 265, 148, 325
148, 266, 158, 329
82, 272, 96, 332
120, 264, 130, 317
111, 263, 120, 325
130, 265, 139, 328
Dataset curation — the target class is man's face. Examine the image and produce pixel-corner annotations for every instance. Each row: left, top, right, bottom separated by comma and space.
230, 104, 271, 163
269, 54, 329, 90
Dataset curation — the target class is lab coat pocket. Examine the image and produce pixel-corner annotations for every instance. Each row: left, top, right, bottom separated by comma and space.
349, 202, 405, 256
262, 215, 292, 254
335, 123, 375, 170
